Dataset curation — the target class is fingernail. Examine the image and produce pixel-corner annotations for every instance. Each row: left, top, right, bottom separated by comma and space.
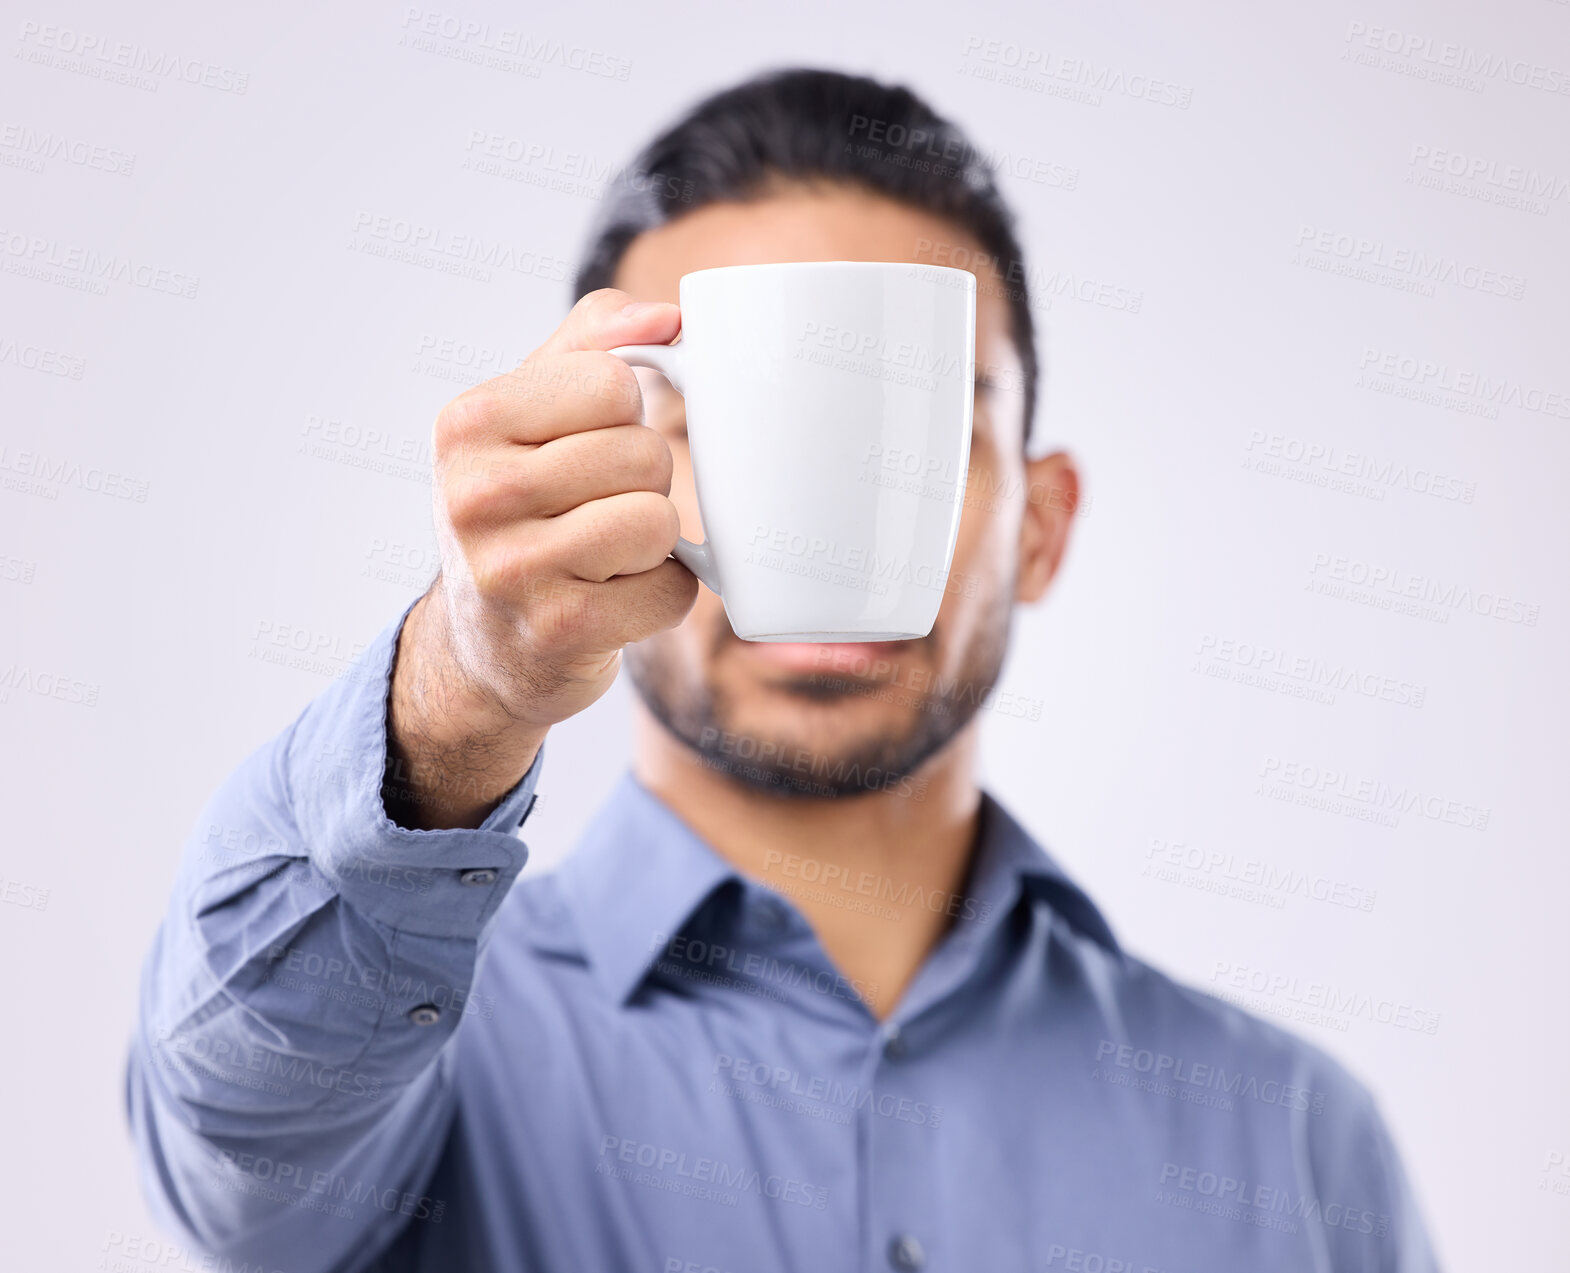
620, 300, 668, 316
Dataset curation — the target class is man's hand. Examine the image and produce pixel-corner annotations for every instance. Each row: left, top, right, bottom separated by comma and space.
384, 290, 698, 829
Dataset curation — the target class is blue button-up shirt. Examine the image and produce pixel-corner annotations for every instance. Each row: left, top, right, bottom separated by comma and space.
127, 604, 1440, 1272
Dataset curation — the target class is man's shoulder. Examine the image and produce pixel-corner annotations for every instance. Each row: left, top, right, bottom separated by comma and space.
1057, 924, 1379, 1116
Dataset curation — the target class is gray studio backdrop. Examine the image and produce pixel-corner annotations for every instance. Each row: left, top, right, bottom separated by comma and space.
3, 0, 1567, 1267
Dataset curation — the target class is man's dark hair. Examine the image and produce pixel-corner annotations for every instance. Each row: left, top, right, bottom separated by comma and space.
574, 67, 1041, 441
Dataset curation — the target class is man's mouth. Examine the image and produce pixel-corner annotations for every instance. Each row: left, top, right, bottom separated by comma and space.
734, 640, 911, 676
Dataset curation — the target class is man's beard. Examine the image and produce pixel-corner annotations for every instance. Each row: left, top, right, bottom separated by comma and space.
624, 577, 1015, 801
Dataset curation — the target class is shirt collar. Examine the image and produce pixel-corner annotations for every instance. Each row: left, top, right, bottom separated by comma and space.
552, 772, 744, 1006
974, 795, 1122, 955
551, 771, 1118, 1007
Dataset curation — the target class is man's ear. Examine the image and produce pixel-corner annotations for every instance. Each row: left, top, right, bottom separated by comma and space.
1015, 451, 1081, 604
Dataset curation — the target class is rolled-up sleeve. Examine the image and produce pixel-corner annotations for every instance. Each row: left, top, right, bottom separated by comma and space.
126, 599, 543, 1272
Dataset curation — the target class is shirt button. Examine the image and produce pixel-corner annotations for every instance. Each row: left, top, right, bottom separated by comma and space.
407, 1004, 442, 1026
883, 1024, 907, 1059
458, 868, 498, 886
887, 1234, 925, 1270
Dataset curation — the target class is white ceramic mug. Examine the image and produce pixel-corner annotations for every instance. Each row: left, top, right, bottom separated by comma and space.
610, 260, 976, 642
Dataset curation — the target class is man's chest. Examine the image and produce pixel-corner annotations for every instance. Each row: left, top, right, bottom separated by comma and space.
386, 971, 1338, 1273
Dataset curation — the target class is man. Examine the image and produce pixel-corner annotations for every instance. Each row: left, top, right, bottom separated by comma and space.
128, 69, 1439, 1272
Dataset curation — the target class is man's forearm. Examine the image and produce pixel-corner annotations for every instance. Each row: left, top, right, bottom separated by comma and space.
130, 601, 544, 1265
385, 587, 548, 831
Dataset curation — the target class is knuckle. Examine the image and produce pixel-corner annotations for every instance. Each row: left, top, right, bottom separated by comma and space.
467, 552, 507, 599
630, 426, 674, 491
490, 359, 554, 410
619, 489, 675, 535
506, 539, 548, 588
577, 287, 626, 316
434, 392, 496, 451
535, 587, 594, 645
650, 560, 700, 620
442, 477, 485, 537
651, 496, 682, 552
473, 541, 546, 602
444, 468, 516, 535
575, 350, 642, 411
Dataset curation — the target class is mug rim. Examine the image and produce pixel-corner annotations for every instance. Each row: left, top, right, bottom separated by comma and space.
680, 259, 976, 287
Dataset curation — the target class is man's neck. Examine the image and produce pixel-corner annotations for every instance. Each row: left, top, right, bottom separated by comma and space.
631, 706, 983, 1021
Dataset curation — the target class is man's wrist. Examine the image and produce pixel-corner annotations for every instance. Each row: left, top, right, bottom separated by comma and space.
385, 589, 548, 830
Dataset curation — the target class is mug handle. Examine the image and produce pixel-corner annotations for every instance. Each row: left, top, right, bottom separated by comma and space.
606, 344, 722, 597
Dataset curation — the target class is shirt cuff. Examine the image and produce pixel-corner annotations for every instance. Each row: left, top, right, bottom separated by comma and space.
284, 596, 544, 938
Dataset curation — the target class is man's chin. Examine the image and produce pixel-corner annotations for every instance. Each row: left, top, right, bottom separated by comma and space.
688, 708, 934, 802
626, 620, 982, 800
